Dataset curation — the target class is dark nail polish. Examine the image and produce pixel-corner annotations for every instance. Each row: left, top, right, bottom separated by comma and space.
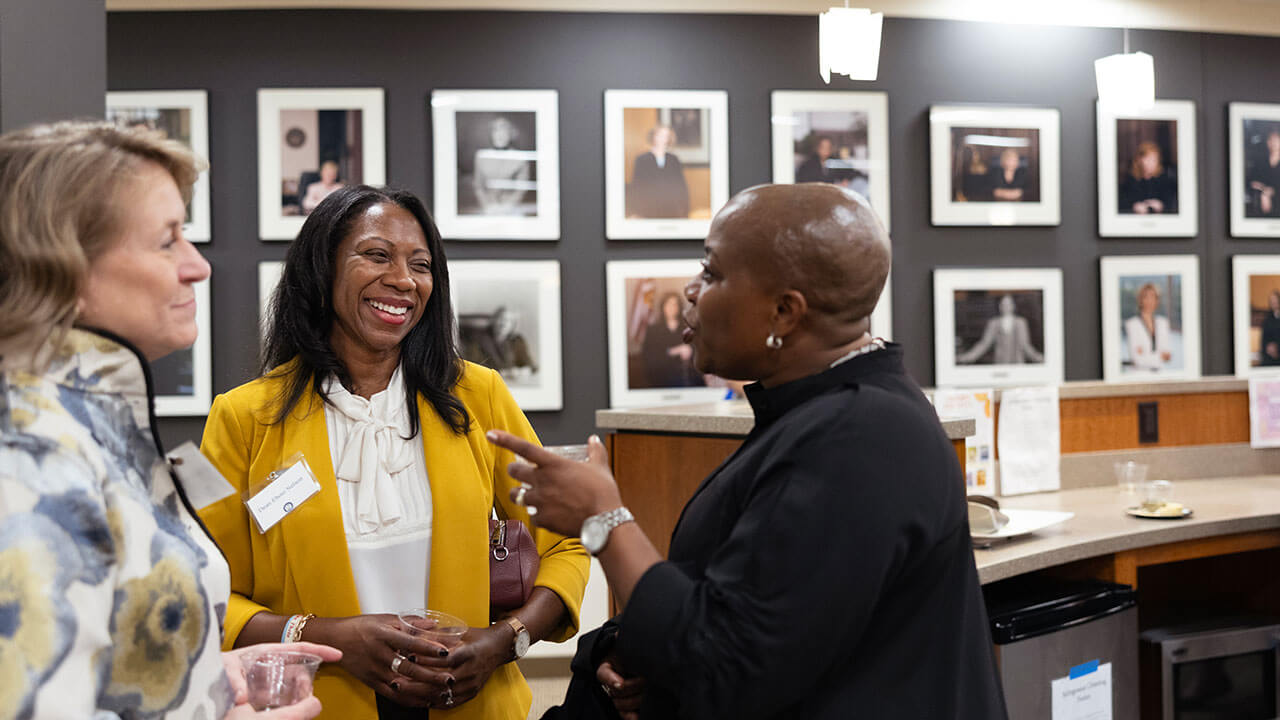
406, 654, 416, 663
438, 648, 449, 657
446, 677, 456, 687
390, 681, 400, 691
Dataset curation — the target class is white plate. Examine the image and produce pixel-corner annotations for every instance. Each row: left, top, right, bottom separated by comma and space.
971, 508, 1075, 545
1125, 505, 1193, 520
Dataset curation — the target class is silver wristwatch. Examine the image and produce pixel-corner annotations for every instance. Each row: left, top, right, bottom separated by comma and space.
580, 506, 635, 556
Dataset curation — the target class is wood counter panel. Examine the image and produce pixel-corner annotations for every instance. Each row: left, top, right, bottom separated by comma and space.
608, 433, 741, 558
1055, 391, 1248, 453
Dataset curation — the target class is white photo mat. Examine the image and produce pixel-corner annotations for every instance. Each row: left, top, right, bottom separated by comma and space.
770, 90, 891, 232
431, 89, 560, 240
1231, 254, 1280, 377
257, 88, 386, 241
107, 90, 211, 242
1229, 102, 1280, 238
928, 105, 1061, 226
1099, 255, 1201, 382
605, 259, 725, 408
449, 260, 563, 412
1097, 99, 1198, 237
933, 268, 1064, 388
604, 90, 729, 240
155, 279, 212, 417
258, 260, 284, 345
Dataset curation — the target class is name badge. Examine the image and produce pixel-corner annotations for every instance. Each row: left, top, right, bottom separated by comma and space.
167, 441, 237, 511
244, 454, 321, 533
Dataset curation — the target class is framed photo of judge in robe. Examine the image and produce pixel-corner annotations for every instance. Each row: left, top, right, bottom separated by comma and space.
933, 268, 1064, 388
431, 90, 560, 240
770, 90, 890, 232
1229, 103, 1280, 238
153, 279, 212, 416
605, 260, 729, 408
257, 88, 386, 241
1100, 255, 1201, 382
1097, 100, 1197, 238
107, 90, 211, 242
449, 260, 563, 411
929, 105, 1060, 227
604, 90, 729, 240
1231, 255, 1280, 377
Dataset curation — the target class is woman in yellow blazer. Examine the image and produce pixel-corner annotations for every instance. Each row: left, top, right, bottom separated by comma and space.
198, 185, 588, 719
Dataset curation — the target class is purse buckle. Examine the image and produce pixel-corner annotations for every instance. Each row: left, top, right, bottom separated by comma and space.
491, 521, 509, 561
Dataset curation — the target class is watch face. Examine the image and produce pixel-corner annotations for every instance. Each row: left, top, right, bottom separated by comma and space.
581, 517, 605, 554
514, 630, 531, 658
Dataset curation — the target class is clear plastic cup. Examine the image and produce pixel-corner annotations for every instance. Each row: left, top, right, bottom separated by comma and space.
1143, 479, 1173, 511
1114, 461, 1149, 495
396, 609, 468, 649
544, 444, 589, 462
241, 650, 321, 711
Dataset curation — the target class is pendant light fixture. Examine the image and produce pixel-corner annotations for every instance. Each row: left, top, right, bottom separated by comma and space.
819, 5, 884, 83
1095, 28, 1155, 113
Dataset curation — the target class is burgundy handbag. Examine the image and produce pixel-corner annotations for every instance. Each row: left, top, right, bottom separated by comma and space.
489, 518, 539, 613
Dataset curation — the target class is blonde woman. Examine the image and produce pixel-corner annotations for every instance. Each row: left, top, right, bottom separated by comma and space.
0, 121, 338, 719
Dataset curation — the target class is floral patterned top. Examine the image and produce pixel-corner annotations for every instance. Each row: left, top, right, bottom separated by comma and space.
0, 328, 233, 719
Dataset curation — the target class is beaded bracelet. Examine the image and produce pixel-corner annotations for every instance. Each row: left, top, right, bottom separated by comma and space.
281, 613, 315, 643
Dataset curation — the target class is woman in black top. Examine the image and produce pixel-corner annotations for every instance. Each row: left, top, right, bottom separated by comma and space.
490, 184, 1008, 719
1261, 290, 1280, 366
626, 125, 690, 219
1120, 141, 1177, 214
638, 293, 703, 388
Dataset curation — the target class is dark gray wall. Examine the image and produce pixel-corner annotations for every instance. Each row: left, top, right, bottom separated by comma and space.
105, 10, 1280, 448
2, 0, 104, 131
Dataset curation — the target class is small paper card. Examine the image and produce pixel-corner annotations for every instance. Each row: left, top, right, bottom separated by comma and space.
167, 441, 236, 510
244, 454, 321, 533
1051, 660, 1111, 720
1248, 376, 1280, 448
997, 385, 1061, 495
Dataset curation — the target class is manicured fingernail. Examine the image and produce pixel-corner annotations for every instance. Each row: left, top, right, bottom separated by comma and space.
446, 676, 456, 687
438, 648, 449, 657
486, 430, 499, 440
589, 434, 602, 445
406, 654, 416, 663
390, 681, 400, 691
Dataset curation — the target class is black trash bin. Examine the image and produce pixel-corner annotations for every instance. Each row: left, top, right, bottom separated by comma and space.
984, 577, 1139, 719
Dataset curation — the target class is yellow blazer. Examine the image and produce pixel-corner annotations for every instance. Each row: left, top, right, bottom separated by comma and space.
198, 361, 589, 719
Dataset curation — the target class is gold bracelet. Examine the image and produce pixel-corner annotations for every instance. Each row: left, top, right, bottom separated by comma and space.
288, 613, 316, 643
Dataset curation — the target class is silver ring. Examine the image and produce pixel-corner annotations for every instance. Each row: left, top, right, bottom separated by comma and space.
443, 688, 454, 706
390, 654, 404, 674
601, 682, 612, 697
514, 485, 528, 506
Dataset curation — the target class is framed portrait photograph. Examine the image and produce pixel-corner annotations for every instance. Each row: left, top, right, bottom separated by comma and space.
257, 88, 386, 241
928, 105, 1060, 226
1229, 103, 1280, 238
770, 90, 890, 231
605, 259, 729, 407
107, 90, 211, 242
933, 268, 1064, 388
604, 90, 729, 240
1100, 255, 1201, 382
449, 260, 563, 411
154, 279, 211, 416
1097, 100, 1197, 237
258, 260, 284, 344
430, 90, 559, 240
1231, 255, 1280, 376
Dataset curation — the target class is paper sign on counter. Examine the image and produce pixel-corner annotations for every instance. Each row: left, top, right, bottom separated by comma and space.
1249, 376, 1280, 448
932, 388, 996, 495
1051, 661, 1111, 720
997, 385, 1060, 495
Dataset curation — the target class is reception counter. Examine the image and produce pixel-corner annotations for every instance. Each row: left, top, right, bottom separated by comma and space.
598, 398, 1280, 627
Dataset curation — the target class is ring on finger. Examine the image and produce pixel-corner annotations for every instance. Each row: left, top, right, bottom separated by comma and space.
514, 485, 529, 506
601, 682, 613, 697
390, 654, 404, 674
442, 688, 454, 707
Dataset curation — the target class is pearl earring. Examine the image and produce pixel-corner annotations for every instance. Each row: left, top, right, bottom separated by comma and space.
765, 333, 783, 350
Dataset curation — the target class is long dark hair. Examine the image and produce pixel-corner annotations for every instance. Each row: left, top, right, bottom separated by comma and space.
261, 184, 470, 436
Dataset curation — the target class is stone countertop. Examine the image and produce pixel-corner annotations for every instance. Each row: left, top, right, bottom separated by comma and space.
596, 400, 975, 440
975, 476, 1280, 584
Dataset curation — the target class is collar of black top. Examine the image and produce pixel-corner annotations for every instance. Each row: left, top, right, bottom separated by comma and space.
743, 343, 904, 426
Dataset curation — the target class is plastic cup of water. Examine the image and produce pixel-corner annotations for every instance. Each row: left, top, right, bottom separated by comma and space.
241, 650, 321, 711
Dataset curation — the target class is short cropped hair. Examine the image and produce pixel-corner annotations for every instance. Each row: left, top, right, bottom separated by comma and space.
0, 120, 203, 369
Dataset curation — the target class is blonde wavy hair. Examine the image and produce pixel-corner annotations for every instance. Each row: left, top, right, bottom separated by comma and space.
0, 120, 204, 370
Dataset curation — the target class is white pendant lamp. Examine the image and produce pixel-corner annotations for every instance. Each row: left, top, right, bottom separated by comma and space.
819, 6, 884, 84
1095, 29, 1154, 113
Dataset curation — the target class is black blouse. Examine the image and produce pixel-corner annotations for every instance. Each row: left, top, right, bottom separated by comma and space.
614, 345, 1008, 719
